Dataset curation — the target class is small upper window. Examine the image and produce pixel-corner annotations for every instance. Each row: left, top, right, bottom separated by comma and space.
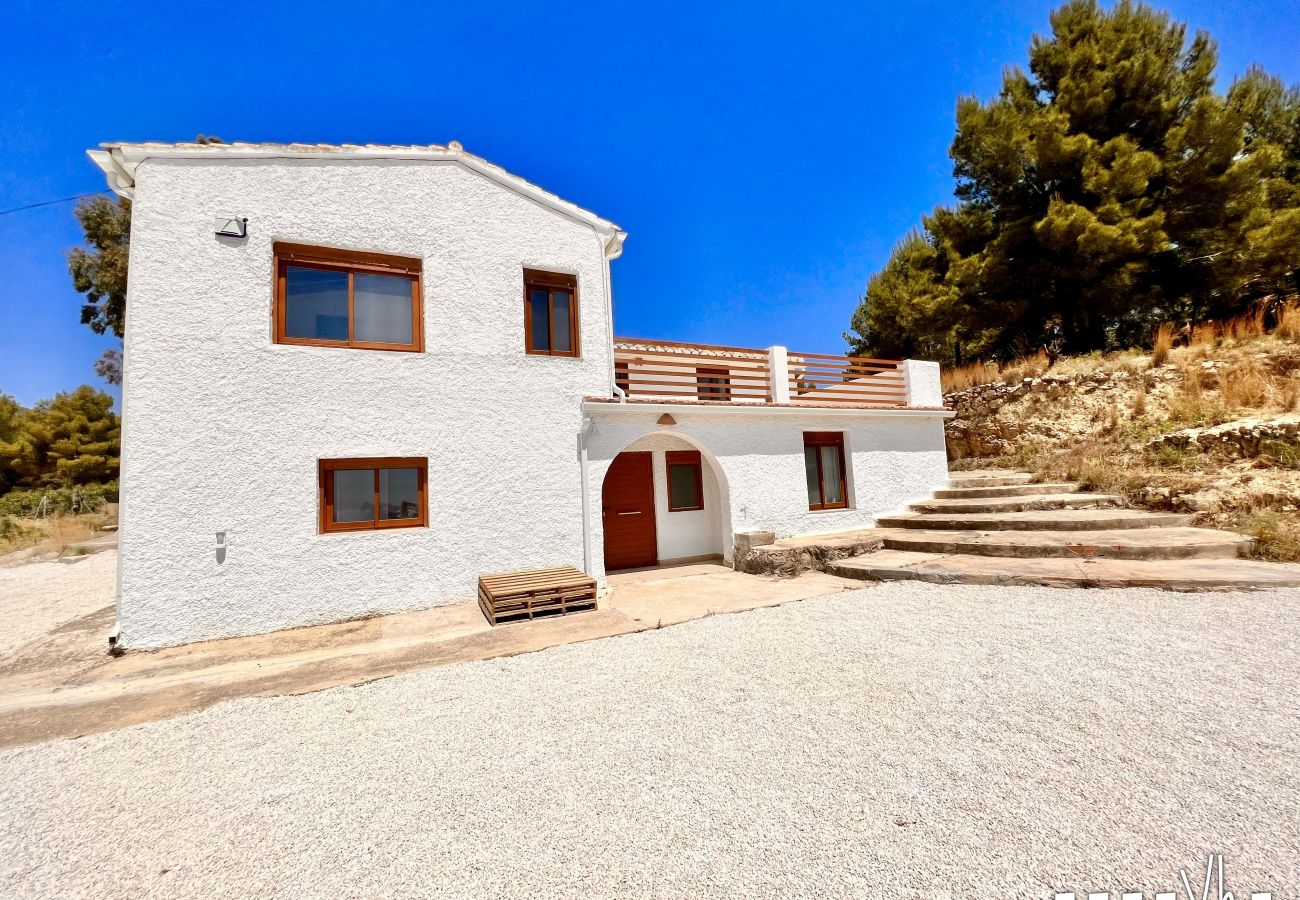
275, 242, 423, 352
524, 269, 579, 357
666, 450, 704, 512
319, 457, 427, 533
803, 432, 848, 510
697, 366, 731, 401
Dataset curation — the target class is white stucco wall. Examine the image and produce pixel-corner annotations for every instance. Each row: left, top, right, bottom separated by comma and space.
903, 359, 944, 407
585, 408, 950, 580
118, 157, 614, 648
618, 433, 724, 562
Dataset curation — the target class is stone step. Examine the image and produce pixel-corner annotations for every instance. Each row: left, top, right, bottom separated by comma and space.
877, 508, 1193, 532
933, 482, 1080, 500
908, 493, 1123, 515
827, 550, 1300, 590
947, 471, 1034, 488
875, 527, 1250, 560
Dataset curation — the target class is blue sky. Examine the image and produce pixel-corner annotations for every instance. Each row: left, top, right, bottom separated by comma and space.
2, 0, 1298, 408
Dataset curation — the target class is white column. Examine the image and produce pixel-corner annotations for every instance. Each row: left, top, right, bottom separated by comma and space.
767, 345, 790, 403
901, 359, 943, 407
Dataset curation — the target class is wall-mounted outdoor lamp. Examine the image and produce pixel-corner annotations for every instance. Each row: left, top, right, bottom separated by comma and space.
215, 216, 248, 238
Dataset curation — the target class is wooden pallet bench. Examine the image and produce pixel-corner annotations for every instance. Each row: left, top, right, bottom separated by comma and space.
477, 565, 598, 625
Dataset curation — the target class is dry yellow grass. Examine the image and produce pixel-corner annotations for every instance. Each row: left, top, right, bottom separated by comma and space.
1151, 323, 1175, 367
0, 513, 112, 559
946, 326, 1300, 560
1220, 359, 1271, 410
1276, 300, 1300, 343
941, 359, 1001, 392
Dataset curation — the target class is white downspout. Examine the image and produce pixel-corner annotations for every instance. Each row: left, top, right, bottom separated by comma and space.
578, 416, 594, 575
601, 229, 626, 403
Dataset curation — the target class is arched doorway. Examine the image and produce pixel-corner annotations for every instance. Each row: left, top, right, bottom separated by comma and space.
600, 432, 728, 571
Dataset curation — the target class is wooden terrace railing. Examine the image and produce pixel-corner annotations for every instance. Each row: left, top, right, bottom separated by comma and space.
613, 338, 773, 402
612, 339, 910, 407
787, 352, 908, 406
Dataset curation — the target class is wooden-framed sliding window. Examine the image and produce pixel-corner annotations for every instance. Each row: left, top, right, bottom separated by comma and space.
524, 269, 579, 357
803, 432, 848, 511
318, 457, 428, 533
666, 450, 704, 512
275, 242, 423, 352
696, 366, 731, 401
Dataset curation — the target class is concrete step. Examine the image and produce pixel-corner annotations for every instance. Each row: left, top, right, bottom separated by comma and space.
933, 482, 1080, 500
827, 550, 1300, 590
877, 508, 1193, 532
875, 527, 1250, 560
908, 493, 1123, 515
947, 471, 1034, 488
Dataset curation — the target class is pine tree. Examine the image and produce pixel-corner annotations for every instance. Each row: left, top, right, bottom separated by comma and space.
0, 394, 23, 493
67, 195, 131, 338
848, 0, 1300, 362
0, 387, 120, 490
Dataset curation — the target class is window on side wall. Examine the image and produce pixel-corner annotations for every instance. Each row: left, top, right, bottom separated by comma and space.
524, 269, 579, 357
666, 450, 704, 512
319, 457, 428, 533
696, 366, 731, 401
274, 242, 423, 352
803, 432, 848, 510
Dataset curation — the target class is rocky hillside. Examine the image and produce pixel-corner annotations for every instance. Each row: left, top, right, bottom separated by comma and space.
942, 327, 1300, 560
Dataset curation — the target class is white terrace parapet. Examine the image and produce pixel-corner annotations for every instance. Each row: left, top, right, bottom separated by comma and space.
611, 338, 944, 409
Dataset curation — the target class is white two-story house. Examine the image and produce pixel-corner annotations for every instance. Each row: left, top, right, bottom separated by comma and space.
90, 141, 952, 649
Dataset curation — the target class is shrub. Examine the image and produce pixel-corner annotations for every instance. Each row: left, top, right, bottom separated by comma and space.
1241, 510, 1300, 561
0, 515, 28, 542
0, 482, 118, 518
1258, 439, 1300, 470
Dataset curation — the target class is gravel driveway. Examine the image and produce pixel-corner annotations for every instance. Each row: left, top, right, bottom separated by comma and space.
2, 582, 1298, 898
0, 551, 116, 656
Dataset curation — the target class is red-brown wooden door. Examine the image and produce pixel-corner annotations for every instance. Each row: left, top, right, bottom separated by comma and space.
602, 451, 658, 570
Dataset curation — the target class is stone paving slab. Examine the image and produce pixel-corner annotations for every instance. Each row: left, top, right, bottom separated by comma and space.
909, 492, 1123, 514
829, 549, 1300, 590
878, 508, 1194, 531
933, 482, 1078, 499
947, 470, 1034, 487
874, 526, 1250, 559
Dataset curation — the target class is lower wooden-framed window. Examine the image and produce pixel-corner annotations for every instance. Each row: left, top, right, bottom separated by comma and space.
524, 269, 579, 356
275, 242, 423, 352
666, 450, 704, 512
697, 366, 731, 401
803, 432, 848, 510
319, 457, 428, 533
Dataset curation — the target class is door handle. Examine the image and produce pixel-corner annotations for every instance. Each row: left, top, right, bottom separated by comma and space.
617, 511, 642, 516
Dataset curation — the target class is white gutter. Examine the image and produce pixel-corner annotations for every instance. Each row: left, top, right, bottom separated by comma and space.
582, 401, 955, 419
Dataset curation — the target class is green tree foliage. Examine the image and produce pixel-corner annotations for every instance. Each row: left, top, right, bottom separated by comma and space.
0, 395, 24, 493
0, 388, 120, 493
67, 195, 131, 338
847, 0, 1300, 364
